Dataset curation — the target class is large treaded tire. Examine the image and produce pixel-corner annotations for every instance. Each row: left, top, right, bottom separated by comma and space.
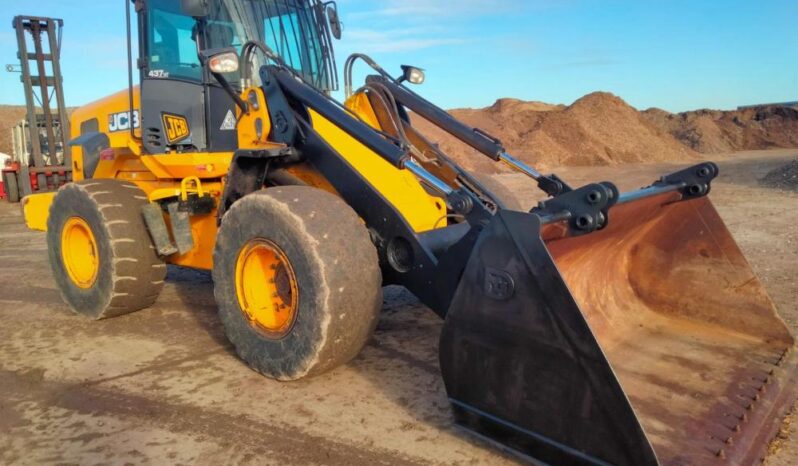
213, 187, 383, 381
47, 179, 166, 319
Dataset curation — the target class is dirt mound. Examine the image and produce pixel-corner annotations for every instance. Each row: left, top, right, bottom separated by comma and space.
414, 92, 697, 173
643, 106, 798, 154
0, 106, 28, 156
760, 160, 798, 191
486, 98, 564, 114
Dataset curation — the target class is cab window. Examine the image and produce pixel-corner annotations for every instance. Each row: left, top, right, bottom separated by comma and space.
262, 9, 325, 88
147, 2, 202, 81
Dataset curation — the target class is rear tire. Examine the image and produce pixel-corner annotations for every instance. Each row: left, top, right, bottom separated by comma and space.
4, 172, 20, 203
213, 187, 383, 381
471, 173, 523, 211
47, 179, 166, 319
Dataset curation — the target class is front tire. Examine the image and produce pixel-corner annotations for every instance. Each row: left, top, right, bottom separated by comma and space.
213, 187, 383, 381
47, 179, 166, 319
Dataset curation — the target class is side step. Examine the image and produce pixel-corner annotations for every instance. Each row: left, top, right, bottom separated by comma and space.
141, 202, 195, 257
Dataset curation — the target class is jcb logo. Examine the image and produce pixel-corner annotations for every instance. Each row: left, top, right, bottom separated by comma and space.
162, 113, 190, 144
108, 110, 140, 133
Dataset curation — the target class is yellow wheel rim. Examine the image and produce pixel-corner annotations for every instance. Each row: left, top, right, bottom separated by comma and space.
61, 217, 99, 289
235, 239, 299, 338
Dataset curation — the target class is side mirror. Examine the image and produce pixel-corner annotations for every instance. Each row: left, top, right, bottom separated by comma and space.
327, 5, 342, 39
181, 0, 210, 18
200, 48, 239, 74
399, 65, 425, 85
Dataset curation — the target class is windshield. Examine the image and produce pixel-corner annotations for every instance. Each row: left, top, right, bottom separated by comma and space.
206, 0, 337, 92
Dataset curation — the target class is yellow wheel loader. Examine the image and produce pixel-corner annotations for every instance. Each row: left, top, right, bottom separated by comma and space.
21, 1, 798, 464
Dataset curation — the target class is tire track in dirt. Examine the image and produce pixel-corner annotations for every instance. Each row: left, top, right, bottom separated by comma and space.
0, 368, 426, 466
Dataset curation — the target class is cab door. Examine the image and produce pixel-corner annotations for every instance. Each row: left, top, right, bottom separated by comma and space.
139, 0, 238, 155
140, 1, 206, 154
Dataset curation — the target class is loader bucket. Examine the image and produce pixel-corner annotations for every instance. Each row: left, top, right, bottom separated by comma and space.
440, 191, 798, 466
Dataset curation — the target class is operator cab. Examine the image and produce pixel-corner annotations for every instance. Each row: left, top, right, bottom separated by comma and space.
136, 0, 339, 155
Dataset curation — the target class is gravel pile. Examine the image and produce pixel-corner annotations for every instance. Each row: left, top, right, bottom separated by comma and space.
760, 160, 798, 191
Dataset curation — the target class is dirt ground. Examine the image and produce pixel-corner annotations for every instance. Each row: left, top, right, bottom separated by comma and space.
1, 148, 797, 465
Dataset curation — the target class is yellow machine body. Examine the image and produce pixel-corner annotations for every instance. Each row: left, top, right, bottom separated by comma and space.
24, 85, 446, 271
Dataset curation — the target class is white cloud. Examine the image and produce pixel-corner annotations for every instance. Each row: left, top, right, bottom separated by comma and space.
343, 26, 467, 53
336, 0, 570, 55
338, 0, 513, 54
344, 0, 563, 19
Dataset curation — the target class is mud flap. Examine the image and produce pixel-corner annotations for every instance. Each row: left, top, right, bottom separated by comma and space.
439, 210, 659, 465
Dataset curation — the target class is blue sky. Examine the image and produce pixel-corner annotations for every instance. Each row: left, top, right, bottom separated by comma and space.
0, 0, 795, 112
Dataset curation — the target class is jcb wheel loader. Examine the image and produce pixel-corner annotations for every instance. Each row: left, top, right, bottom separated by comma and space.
20, 1, 798, 464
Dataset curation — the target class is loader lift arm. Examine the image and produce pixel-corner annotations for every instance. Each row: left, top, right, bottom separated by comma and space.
257, 64, 494, 315
344, 56, 725, 235
233, 56, 723, 320
362, 73, 572, 197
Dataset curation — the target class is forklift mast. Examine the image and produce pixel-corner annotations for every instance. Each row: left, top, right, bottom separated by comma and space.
11, 15, 72, 196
